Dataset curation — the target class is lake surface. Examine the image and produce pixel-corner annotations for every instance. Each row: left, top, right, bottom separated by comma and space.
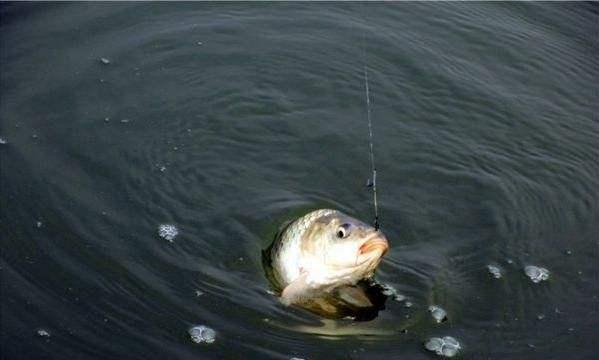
1, 3, 597, 360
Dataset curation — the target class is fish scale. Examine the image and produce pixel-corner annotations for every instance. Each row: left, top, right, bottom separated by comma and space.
271, 209, 338, 287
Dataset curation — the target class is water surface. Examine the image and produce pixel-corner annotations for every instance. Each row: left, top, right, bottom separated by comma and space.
1, 3, 597, 360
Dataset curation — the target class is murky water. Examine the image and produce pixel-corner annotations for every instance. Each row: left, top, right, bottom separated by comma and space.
1, 3, 597, 360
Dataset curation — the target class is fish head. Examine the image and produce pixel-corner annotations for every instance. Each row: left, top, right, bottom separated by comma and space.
303, 212, 389, 283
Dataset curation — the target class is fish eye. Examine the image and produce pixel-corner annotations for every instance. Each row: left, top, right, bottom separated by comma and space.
336, 224, 351, 238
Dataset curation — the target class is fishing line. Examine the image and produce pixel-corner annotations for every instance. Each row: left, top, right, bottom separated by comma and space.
361, 21, 380, 231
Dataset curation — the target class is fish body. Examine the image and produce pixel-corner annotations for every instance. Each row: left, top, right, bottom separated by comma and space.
265, 209, 389, 306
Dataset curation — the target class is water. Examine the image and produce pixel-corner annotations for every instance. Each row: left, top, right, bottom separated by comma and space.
1, 3, 597, 360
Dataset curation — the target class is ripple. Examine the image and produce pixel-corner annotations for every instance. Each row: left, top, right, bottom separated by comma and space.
2, 3, 597, 360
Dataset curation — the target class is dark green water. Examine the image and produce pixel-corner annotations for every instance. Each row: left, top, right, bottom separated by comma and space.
1, 3, 597, 360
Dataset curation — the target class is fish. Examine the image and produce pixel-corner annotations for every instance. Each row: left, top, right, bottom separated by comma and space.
262, 209, 389, 314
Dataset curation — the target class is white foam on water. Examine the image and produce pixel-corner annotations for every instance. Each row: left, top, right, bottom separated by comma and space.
158, 224, 178, 242
524, 265, 550, 283
380, 283, 396, 296
381, 283, 407, 302
487, 264, 502, 279
428, 305, 448, 323
425, 337, 443, 351
36, 328, 51, 337
393, 293, 406, 302
425, 336, 461, 357
188, 325, 216, 344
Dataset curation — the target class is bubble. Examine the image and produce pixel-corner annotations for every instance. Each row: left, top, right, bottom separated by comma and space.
425, 337, 443, 352
194, 290, 204, 297
158, 224, 178, 242
36, 328, 51, 337
0, 137, 7, 145
381, 284, 408, 302
442, 346, 459, 357
443, 336, 459, 347
428, 305, 448, 323
290, 358, 305, 360
487, 264, 502, 279
524, 265, 550, 283
36, 221, 43, 228
188, 325, 216, 344
99, 57, 111, 65
393, 293, 406, 302
381, 284, 397, 296
425, 336, 461, 357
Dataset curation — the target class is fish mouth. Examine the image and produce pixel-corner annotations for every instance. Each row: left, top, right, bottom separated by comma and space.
359, 233, 389, 257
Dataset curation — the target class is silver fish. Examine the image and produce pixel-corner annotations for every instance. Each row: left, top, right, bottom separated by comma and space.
263, 209, 389, 310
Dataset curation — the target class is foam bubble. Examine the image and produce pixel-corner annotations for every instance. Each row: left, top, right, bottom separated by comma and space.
487, 264, 502, 279
425, 336, 461, 357
158, 224, 178, 242
428, 305, 448, 323
36, 328, 51, 337
524, 265, 550, 283
188, 325, 216, 344
381, 283, 407, 302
